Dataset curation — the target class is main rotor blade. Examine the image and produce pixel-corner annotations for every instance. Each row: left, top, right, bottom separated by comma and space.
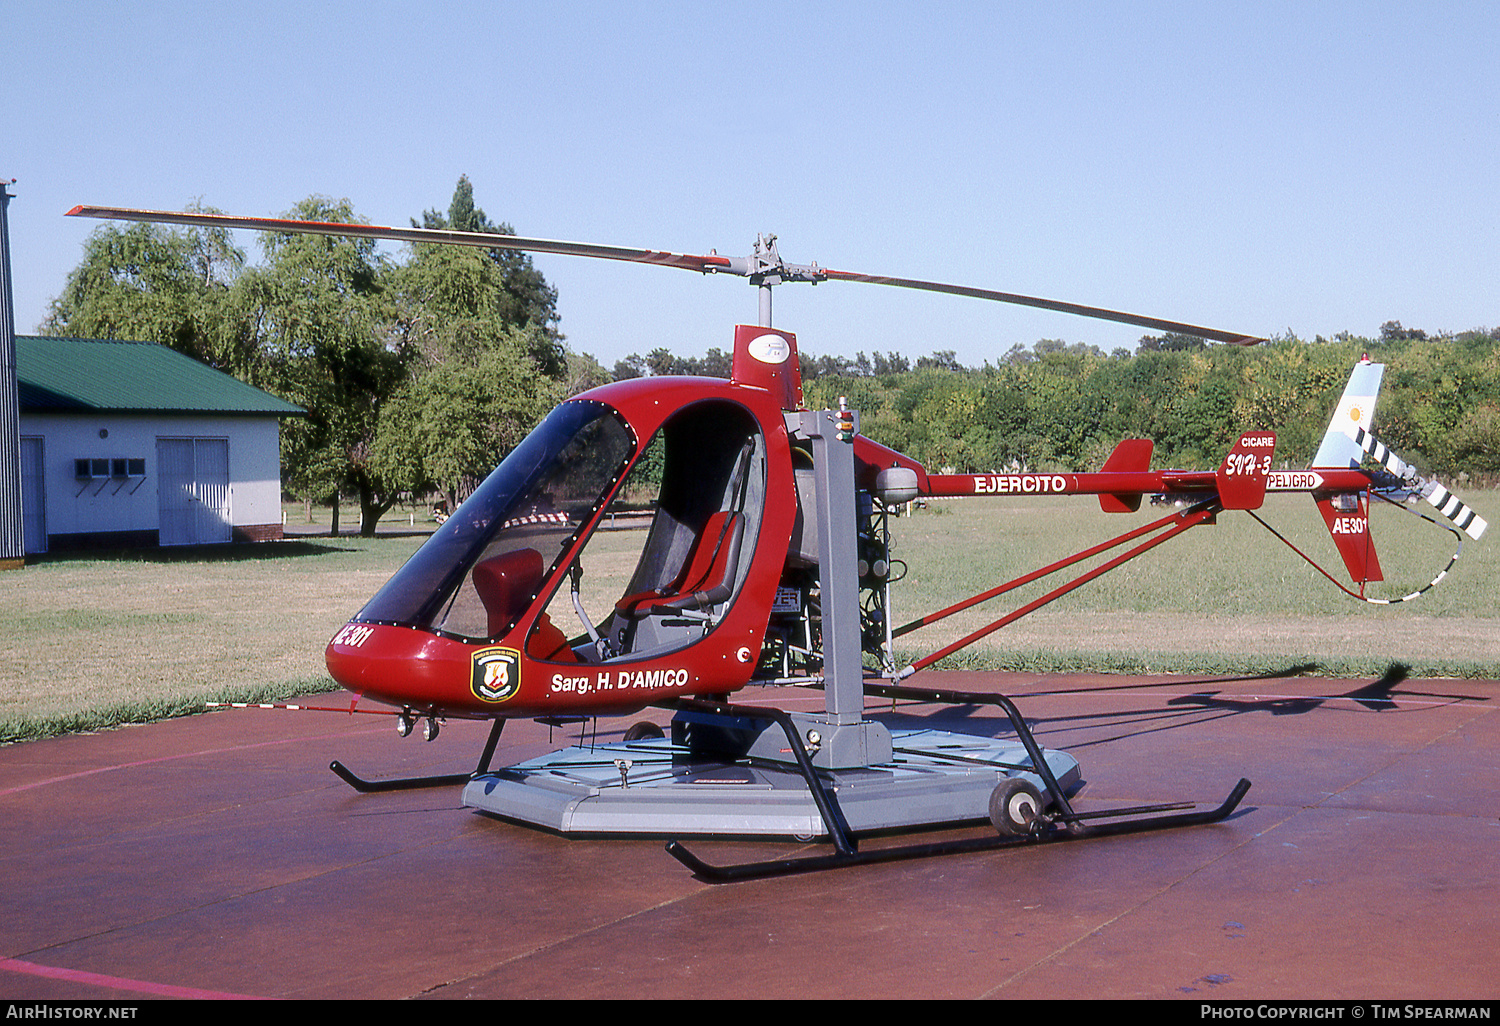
65, 205, 739, 275
68, 204, 1265, 344
820, 269, 1265, 345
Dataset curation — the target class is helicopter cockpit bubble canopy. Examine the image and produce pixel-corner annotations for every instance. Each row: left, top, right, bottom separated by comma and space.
341, 371, 794, 630
353, 398, 635, 641
325, 338, 802, 718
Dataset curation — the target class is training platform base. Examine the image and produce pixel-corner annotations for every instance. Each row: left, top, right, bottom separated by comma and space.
461, 727, 1082, 838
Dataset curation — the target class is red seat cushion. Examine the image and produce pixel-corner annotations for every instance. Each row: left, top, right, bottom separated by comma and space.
616, 511, 742, 616
472, 549, 545, 636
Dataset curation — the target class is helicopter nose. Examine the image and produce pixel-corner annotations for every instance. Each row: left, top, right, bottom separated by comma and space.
324, 621, 460, 711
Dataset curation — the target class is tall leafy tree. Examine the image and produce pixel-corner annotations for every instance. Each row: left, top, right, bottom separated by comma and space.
416, 175, 565, 377
42, 206, 244, 367
379, 178, 574, 509
234, 196, 408, 534
372, 340, 560, 511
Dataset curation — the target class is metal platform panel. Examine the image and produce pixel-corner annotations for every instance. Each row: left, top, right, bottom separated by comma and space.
462, 728, 1082, 838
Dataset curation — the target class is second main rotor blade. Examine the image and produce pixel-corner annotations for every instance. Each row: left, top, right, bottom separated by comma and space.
820, 268, 1264, 345
68, 204, 1264, 344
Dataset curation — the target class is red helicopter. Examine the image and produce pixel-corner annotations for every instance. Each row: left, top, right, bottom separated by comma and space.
67, 205, 1490, 879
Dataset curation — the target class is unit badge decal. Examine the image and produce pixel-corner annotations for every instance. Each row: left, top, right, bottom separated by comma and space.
471, 647, 522, 703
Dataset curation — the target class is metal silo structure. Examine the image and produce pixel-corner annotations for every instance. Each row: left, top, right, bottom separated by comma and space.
0, 179, 23, 568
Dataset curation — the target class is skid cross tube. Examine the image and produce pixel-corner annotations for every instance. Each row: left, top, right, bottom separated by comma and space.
865, 681, 1080, 819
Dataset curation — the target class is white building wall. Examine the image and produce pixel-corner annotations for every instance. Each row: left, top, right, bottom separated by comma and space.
214, 415, 283, 529
18, 413, 284, 545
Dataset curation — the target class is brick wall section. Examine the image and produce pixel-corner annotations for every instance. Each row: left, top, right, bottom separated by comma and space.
232, 523, 284, 543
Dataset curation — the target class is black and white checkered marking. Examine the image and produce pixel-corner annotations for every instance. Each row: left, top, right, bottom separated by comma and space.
1353, 427, 1486, 541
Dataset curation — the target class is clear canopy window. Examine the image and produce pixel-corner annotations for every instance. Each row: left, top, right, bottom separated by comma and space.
354, 400, 635, 641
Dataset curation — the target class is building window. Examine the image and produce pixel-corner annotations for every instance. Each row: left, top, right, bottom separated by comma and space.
77, 457, 147, 479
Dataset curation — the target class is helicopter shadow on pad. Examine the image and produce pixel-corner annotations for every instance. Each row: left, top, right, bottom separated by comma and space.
870, 661, 1482, 757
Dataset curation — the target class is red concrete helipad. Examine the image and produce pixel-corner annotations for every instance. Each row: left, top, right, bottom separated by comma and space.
1, 670, 1496, 1001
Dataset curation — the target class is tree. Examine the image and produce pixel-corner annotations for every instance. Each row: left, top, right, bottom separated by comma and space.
916, 350, 961, 372
234, 196, 407, 535
42, 206, 244, 368
417, 175, 565, 377
1138, 331, 1207, 352
563, 350, 612, 396
1380, 320, 1428, 342
645, 347, 677, 377
372, 338, 561, 510
381, 181, 574, 520
608, 347, 732, 378
1001, 342, 1035, 365
612, 355, 646, 380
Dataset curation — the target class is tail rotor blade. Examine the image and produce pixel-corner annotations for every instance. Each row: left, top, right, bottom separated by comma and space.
1347, 426, 1488, 542
1422, 481, 1488, 541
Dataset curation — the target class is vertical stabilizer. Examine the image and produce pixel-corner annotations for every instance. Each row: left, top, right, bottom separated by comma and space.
1217, 432, 1276, 510
1312, 358, 1384, 469
1315, 493, 1384, 584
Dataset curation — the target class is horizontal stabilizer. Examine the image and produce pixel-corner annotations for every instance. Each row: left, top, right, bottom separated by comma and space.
1098, 438, 1154, 512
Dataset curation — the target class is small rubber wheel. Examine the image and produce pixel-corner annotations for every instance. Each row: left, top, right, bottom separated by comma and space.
623, 721, 665, 742
989, 778, 1044, 837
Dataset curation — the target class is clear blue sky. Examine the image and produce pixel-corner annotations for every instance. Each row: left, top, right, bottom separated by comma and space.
4, 2, 1496, 370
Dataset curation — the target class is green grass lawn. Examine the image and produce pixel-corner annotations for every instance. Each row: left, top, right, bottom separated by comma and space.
0, 535, 427, 743
882, 492, 1500, 678
280, 497, 444, 532
3, 489, 1495, 743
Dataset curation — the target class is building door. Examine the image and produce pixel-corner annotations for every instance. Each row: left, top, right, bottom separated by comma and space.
157, 437, 232, 545
20, 436, 45, 554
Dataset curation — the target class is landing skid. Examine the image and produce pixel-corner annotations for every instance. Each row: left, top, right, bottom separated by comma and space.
329, 718, 505, 793
667, 778, 1252, 882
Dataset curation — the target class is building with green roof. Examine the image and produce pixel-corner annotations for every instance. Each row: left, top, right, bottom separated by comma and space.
17, 336, 303, 552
